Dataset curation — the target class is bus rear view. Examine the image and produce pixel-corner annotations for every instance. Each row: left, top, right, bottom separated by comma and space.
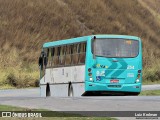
86, 35, 142, 95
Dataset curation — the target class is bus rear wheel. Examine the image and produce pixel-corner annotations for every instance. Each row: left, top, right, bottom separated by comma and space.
125, 92, 140, 96
68, 84, 74, 97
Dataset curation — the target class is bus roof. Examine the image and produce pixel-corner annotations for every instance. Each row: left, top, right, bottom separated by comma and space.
43, 34, 140, 48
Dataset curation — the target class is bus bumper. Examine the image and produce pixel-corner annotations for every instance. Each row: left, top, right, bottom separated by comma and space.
85, 81, 142, 93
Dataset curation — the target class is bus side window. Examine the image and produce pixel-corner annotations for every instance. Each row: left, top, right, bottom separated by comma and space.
53, 47, 59, 67
65, 45, 72, 65
47, 48, 51, 68
43, 48, 48, 67
78, 42, 86, 64
51, 47, 55, 57
59, 46, 66, 66
72, 44, 79, 65
51, 47, 55, 67
45, 48, 50, 67
70, 44, 74, 64
47, 48, 49, 58
63, 46, 67, 65
57, 46, 61, 66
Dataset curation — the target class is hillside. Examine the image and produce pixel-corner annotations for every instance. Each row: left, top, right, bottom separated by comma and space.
0, 0, 160, 88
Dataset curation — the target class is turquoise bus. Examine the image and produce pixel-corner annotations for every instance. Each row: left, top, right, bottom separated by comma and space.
38, 35, 142, 97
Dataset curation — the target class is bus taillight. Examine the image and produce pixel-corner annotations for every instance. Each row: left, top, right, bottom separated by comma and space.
136, 74, 141, 83
88, 68, 91, 72
137, 74, 140, 78
138, 70, 141, 73
88, 73, 92, 76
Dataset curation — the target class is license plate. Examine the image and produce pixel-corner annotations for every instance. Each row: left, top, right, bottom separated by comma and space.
110, 79, 119, 83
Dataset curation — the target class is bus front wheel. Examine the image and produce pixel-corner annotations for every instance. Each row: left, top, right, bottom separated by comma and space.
46, 83, 51, 97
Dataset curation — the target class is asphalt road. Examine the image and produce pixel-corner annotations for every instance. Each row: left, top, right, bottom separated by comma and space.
0, 85, 159, 113
142, 84, 160, 91
0, 96, 160, 111
0, 84, 160, 97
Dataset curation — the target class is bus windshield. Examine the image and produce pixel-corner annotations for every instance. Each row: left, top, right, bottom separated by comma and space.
93, 38, 139, 58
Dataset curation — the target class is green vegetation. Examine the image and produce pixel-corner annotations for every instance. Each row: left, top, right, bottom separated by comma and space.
0, 0, 160, 88
140, 90, 160, 96
143, 80, 160, 85
0, 105, 116, 120
143, 64, 160, 84
0, 105, 34, 111
0, 64, 39, 89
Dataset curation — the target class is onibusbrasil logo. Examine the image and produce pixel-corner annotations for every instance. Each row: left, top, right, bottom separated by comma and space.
1, 112, 42, 118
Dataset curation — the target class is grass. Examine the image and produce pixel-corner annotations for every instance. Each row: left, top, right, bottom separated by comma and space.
0, 62, 39, 89
143, 80, 160, 85
140, 90, 160, 96
0, 105, 33, 111
142, 63, 160, 84
0, 105, 116, 120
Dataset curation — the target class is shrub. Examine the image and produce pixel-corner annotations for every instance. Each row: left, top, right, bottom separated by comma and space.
6, 73, 17, 87
143, 67, 160, 82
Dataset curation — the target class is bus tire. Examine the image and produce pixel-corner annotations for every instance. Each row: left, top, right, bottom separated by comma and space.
125, 92, 140, 96
132, 92, 140, 96
68, 84, 74, 97
46, 83, 51, 97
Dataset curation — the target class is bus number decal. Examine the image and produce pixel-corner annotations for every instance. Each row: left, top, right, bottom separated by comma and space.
127, 73, 134, 77
127, 65, 134, 69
